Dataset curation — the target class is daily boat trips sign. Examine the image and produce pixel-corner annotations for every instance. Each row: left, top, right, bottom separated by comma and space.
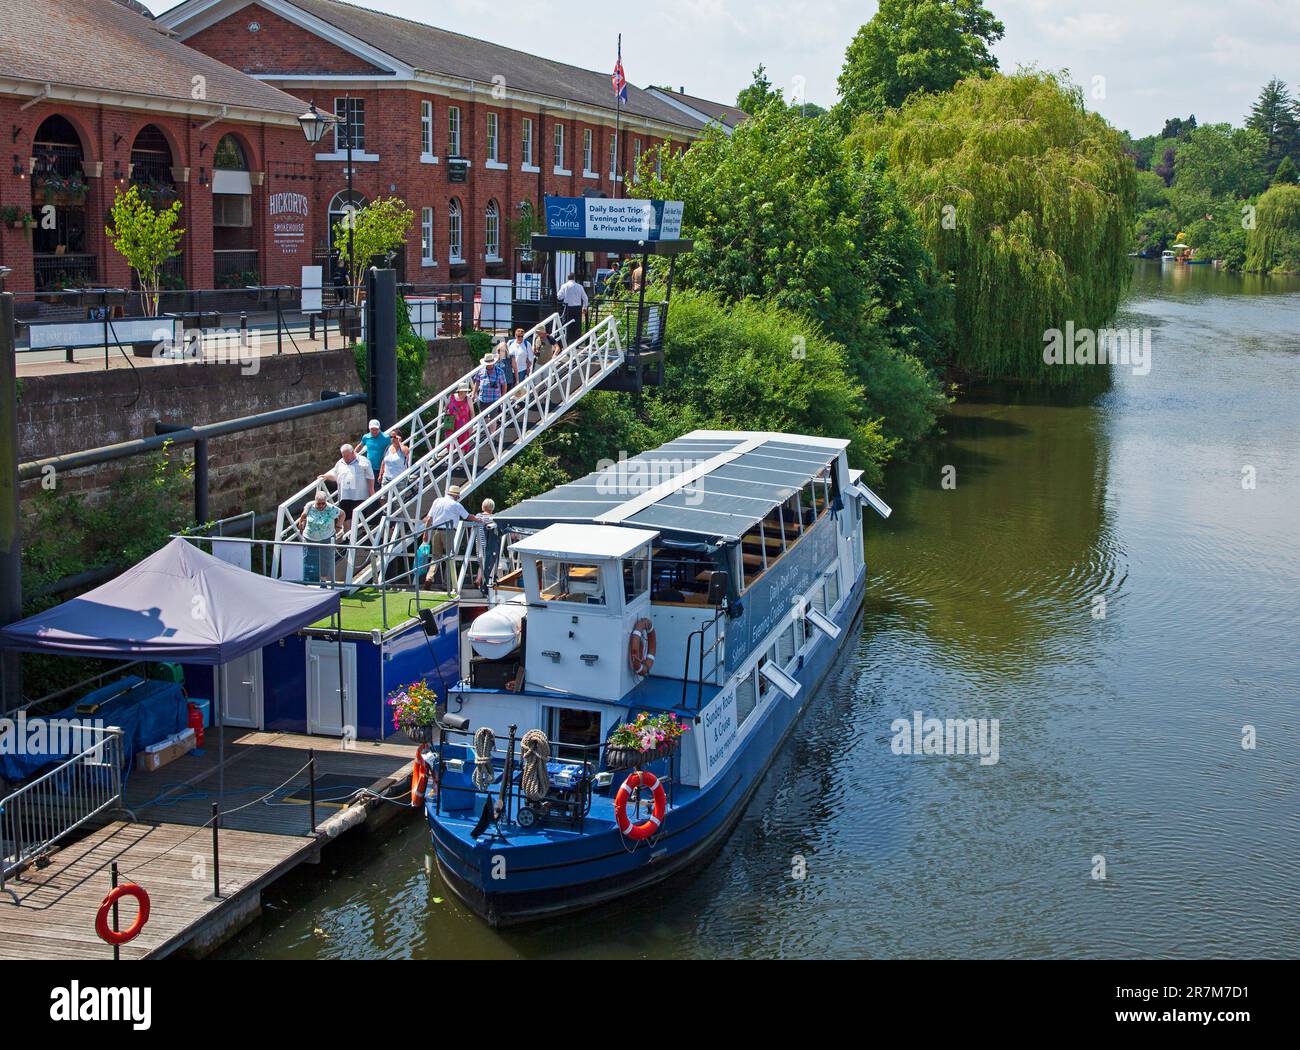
543, 196, 684, 241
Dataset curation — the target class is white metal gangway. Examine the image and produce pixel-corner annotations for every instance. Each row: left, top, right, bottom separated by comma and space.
274, 312, 625, 584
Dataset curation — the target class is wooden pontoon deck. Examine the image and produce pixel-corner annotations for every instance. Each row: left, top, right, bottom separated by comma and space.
0, 729, 420, 959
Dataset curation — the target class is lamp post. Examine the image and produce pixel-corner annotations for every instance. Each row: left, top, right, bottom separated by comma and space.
299, 100, 354, 299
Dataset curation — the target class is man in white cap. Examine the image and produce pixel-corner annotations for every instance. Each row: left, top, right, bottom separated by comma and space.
359, 419, 388, 477
422, 483, 484, 589
318, 443, 374, 532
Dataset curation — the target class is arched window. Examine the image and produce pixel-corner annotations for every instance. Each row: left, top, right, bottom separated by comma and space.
31, 115, 93, 289
484, 200, 500, 261
448, 199, 463, 263
214, 134, 249, 171
130, 125, 175, 199
327, 189, 369, 262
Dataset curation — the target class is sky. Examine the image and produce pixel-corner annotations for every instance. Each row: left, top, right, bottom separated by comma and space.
146, 0, 1300, 135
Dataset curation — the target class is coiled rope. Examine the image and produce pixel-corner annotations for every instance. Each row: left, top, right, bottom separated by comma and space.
520, 729, 551, 802
473, 726, 496, 791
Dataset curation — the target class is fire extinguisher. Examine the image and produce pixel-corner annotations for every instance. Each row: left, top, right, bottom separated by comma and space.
187, 701, 206, 749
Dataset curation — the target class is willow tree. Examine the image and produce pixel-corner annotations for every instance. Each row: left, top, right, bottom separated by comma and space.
851, 71, 1136, 384
1245, 183, 1300, 273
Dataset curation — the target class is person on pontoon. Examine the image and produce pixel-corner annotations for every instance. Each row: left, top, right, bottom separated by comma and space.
422, 484, 485, 590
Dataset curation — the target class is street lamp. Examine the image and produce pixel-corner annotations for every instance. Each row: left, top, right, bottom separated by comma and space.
299, 100, 355, 302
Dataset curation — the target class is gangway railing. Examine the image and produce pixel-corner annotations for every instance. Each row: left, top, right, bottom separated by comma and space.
341, 314, 624, 583
1, 726, 128, 891
273, 310, 566, 578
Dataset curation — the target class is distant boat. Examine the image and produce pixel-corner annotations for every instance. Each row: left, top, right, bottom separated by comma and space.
1161, 250, 1177, 263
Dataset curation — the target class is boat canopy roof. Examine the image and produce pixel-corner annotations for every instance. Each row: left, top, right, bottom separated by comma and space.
494, 431, 848, 545
511, 523, 659, 561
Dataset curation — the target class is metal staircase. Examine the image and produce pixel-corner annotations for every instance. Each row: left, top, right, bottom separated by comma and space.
274, 312, 625, 585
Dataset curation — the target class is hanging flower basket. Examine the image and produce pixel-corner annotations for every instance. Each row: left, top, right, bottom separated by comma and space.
387, 679, 440, 741
604, 712, 688, 770
405, 723, 435, 744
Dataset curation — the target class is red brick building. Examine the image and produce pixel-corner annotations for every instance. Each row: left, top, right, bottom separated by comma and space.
0, 0, 318, 293
158, 0, 709, 286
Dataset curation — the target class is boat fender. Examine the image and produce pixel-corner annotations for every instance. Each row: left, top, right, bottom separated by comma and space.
614, 770, 667, 841
628, 618, 657, 677
95, 883, 150, 946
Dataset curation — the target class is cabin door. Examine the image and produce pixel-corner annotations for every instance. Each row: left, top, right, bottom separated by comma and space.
219, 649, 263, 729
307, 639, 358, 737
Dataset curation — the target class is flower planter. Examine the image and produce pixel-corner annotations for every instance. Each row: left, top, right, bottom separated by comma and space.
605, 739, 678, 771
404, 723, 435, 744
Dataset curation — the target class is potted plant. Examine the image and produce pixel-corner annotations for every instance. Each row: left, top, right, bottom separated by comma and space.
605, 712, 689, 771
387, 679, 440, 743
1, 206, 19, 228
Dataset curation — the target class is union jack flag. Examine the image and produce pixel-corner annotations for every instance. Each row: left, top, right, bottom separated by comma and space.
611, 44, 628, 105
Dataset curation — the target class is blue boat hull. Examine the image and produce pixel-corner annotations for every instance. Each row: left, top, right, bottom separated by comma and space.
428, 567, 866, 926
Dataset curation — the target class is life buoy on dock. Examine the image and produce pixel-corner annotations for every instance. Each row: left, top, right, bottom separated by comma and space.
94, 883, 150, 946
628, 618, 656, 677
410, 751, 430, 808
614, 770, 666, 841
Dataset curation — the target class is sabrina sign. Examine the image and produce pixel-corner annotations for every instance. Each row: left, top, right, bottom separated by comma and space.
543, 196, 683, 241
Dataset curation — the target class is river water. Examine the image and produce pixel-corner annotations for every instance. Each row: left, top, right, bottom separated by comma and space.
225, 261, 1300, 959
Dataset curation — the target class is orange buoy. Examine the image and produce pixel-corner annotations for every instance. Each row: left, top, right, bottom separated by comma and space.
94, 883, 150, 946
628, 618, 656, 677
614, 770, 667, 841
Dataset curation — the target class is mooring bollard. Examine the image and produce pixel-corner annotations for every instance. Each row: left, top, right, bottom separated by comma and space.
211, 801, 221, 900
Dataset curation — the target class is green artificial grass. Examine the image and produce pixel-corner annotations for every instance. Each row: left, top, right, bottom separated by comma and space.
310, 589, 454, 633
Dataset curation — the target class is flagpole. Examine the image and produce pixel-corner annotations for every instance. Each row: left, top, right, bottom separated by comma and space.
614, 33, 623, 200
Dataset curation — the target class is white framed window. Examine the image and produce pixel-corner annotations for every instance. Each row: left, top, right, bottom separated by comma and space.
420, 100, 433, 156
448, 105, 461, 156
421, 207, 434, 264
582, 128, 593, 173
213, 194, 251, 227
553, 123, 565, 170
484, 200, 500, 261
608, 133, 618, 178
486, 112, 499, 162
448, 199, 463, 262
735, 673, 757, 727
333, 97, 364, 152
521, 117, 533, 166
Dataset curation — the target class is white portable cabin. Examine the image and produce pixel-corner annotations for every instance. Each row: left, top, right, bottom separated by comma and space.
511, 524, 659, 701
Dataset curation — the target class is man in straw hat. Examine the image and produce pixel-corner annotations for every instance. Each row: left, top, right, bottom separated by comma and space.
472, 350, 508, 413
422, 483, 485, 590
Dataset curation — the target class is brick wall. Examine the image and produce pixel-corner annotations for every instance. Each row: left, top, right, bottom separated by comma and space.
16, 351, 368, 521
0, 95, 316, 294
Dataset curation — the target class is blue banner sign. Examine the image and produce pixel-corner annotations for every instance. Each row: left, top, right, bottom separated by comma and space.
543, 196, 684, 241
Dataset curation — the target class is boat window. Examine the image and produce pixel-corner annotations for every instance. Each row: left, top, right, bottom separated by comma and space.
827, 567, 840, 606
778, 623, 796, 667
650, 545, 716, 605
756, 651, 773, 699
622, 553, 650, 605
735, 673, 756, 727
545, 706, 602, 762
535, 559, 605, 605
812, 583, 827, 616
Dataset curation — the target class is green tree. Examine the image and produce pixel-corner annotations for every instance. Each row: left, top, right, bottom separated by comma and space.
333, 196, 414, 301
1246, 78, 1300, 174
836, 0, 1004, 123
1272, 155, 1298, 185
636, 103, 950, 447
852, 71, 1136, 384
1245, 183, 1300, 273
105, 183, 184, 316
1174, 123, 1268, 199
736, 64, 783, 115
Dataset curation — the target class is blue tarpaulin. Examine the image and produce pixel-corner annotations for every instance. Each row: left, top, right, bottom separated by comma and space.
0, 676, 187, 781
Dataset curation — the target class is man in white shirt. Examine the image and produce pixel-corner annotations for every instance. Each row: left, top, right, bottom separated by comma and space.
422, 484, 484, 589
318, 443, 374, 531
557, 271, 588, 345
506, 327, 534, 387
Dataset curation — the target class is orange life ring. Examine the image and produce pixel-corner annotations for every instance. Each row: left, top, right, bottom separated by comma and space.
614, 770, 666, 841
94, 883, 150, 946
628, 618, 656, 677
410, 751, 429, 808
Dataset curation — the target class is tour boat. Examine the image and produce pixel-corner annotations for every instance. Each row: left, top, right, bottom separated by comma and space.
421, 430, 891, 925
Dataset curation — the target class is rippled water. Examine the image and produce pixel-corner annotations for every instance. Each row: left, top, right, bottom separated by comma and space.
224, 262, 1300, 959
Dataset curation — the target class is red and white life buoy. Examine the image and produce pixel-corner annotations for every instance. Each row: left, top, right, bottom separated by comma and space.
94, 883, 150, 946
613, 770, 667, 841
628, 618, 656, 677
410, 751, 430, 808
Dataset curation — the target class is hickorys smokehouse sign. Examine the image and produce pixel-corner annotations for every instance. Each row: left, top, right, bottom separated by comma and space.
269, 191, 309, 257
